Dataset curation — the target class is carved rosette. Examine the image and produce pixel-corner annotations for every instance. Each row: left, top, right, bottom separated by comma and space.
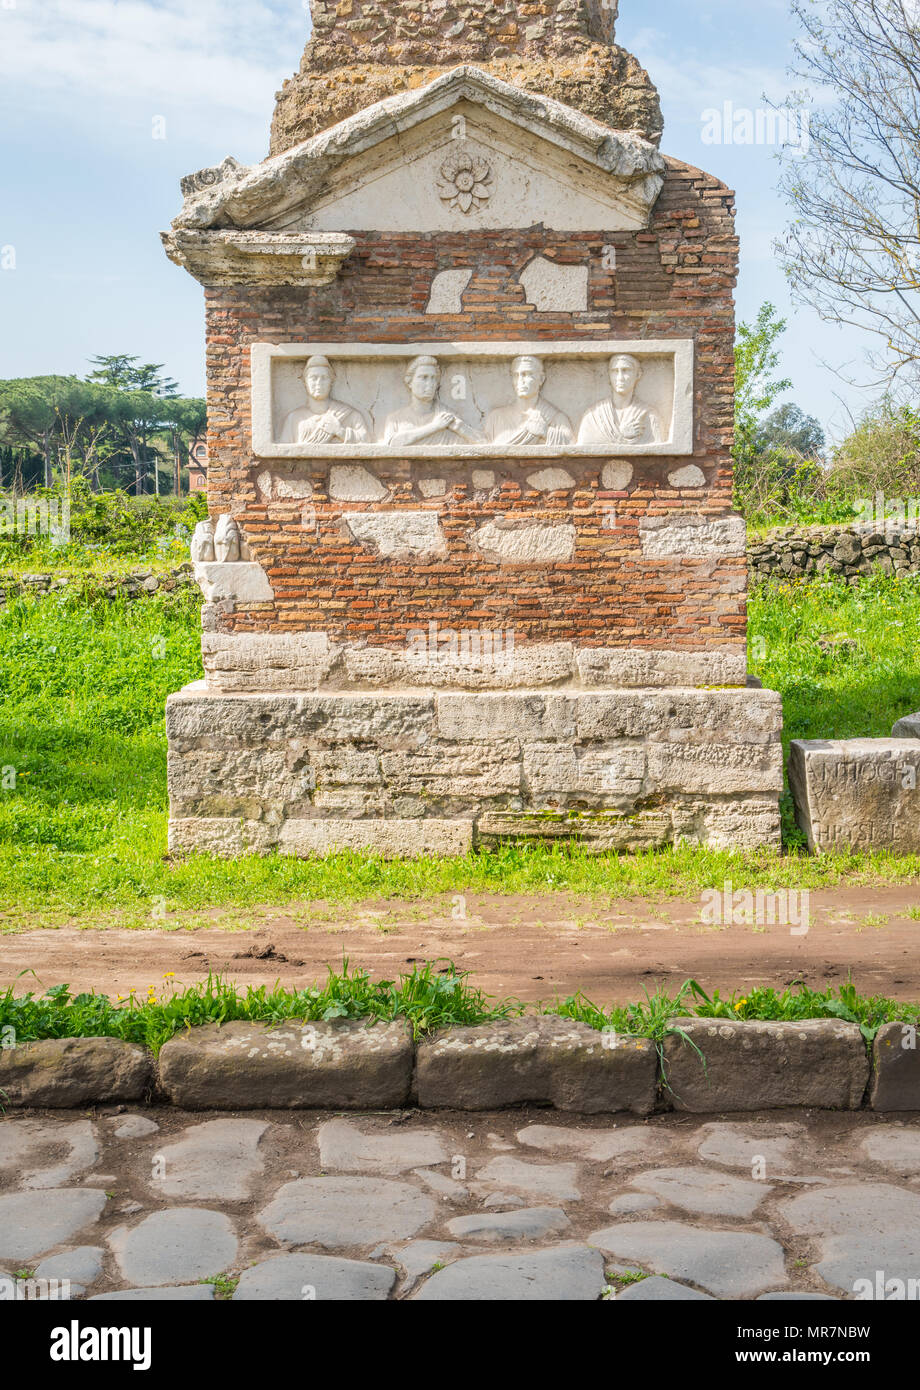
437, 151, 492, 214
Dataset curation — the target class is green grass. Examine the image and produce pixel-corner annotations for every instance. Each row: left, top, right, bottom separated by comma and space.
2, 966, 916, 1051
750, 570, 920, 751
0, 961, 524, 1050
0, 572, 919, 929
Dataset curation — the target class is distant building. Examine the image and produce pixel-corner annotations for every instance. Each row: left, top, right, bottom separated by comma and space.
188, 441, 207, 493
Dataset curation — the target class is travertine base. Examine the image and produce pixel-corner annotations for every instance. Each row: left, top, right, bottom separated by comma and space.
166, 682, 783, 856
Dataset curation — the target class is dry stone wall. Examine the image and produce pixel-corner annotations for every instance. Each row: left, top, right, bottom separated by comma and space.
749, 525, 920, 583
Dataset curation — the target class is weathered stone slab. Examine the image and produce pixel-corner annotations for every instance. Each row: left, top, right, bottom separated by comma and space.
109, 1209, 238, 1287
90, 1285, 216, 1301
870, 1022, 920, 1111
892, 710, 920, 738
0, 1190, 108, 1263
157, 1019, 412, 1109
317, 1119, 448, 1174
233, 1253, 396, 1300
0, 1118, 99, 1188
0, 1038, 152, 1108
576, 647, 747, 689
779, 1184, 920, 1294
516, 1123, 671, 1163
629, 1165, 771, 1218
608, 1193, 661, 1214
473, 1156, 581, 1202
34, 1247, 104, 1288
416, 1017, 657, 1114
789, 738, 920, 853
412, 1246, 606, 1301
259, 1177, 435, 1248
695, 1121, 804, 1170
858, 1125, 920, 1170
112, 1115, 160, 1139
662, 1019, 869, 1112
613, 1274, 713, 1301
589, 1221, 786, 1298
446, 1208, 571, 1242
390, 1241, 460, 1291
276, 817, 474, 858
151, 1119, 268, 1200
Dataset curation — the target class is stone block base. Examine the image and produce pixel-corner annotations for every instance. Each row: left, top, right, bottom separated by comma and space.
166, 681, 783, 856
789, 738, 920, 853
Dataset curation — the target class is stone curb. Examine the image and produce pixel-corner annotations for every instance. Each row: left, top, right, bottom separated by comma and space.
0, 1018, 915, 1111
661, 1019, 870, 1113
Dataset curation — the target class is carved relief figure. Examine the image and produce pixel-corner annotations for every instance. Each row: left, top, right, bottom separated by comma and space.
282, 355, 370, 445
214, 514, 241, 562
484, 355, 574, 446
577, 354, 663, 447
382, 355, 482, 447
190, 518, 215, 563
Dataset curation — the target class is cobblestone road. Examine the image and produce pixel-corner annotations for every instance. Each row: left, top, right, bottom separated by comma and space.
2, 1108, 919, 1300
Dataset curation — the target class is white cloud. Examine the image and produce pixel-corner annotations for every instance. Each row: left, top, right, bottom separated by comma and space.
0, 0, 307, 146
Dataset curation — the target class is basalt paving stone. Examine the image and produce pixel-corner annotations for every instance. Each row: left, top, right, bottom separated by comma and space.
233, 1253, 396, 1300
390, 1241, 461, 1290
629, 1166, 772, 1219
112, 1115, 160, 1140
612, 1275, 713, 1301
609, 1193, 661, 1215
413, 1169, 469, 1202
413, 1246, 607, 1301
109, 1208, 238, 1287
0, 1189, 108, 1263
779, 1183, 920, 1293
757, 1292, 840, 1301
695, 1122, 805, 1171
90, 1285, 216, 1301
151, 1118, 269, 1201
259, 1177, 436, 1249
588, 1222, 787, 1298
446, 1207, 571, 1242
474, 1156, 581, 1202
0, 1118, 99, 1190
34, 1246, 104, 1286
858, 1126, 920, 1171
317, 1118, 449, 1175
516, 1124, 673, 1163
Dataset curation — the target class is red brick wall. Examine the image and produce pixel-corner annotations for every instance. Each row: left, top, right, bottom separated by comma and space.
204, 158, 743, 653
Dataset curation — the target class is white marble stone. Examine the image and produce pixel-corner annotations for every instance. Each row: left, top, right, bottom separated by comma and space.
601, 461, 634, 491
519, 256, 589, 312
426, 269, 473, 314
193, 562, 274, 604
639, 514, 746, 559
329, 465, 387, 502
345, 512, 448, 558
470, 520, 577, 565
668, 464, 706, 488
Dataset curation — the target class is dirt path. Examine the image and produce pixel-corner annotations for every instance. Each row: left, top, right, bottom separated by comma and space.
3, 884, 919, 1003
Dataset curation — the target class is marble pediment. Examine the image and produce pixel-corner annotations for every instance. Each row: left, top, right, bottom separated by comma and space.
164, 68, 666, 284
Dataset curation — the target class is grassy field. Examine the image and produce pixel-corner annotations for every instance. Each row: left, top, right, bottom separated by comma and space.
0, 571, 919, 930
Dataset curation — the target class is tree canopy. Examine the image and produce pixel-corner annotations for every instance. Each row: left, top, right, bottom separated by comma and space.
0, 357, 205, 495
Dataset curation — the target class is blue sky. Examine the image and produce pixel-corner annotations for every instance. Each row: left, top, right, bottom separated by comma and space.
0, 0, 876, 442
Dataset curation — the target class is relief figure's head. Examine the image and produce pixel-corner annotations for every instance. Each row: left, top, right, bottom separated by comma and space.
608, 353, 642, 402
303, 355, 334, 402
405, 355, 441, 405
510, 355, 545, 403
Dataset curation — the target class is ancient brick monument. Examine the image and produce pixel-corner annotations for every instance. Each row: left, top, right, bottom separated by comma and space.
162, 0, 783, 858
